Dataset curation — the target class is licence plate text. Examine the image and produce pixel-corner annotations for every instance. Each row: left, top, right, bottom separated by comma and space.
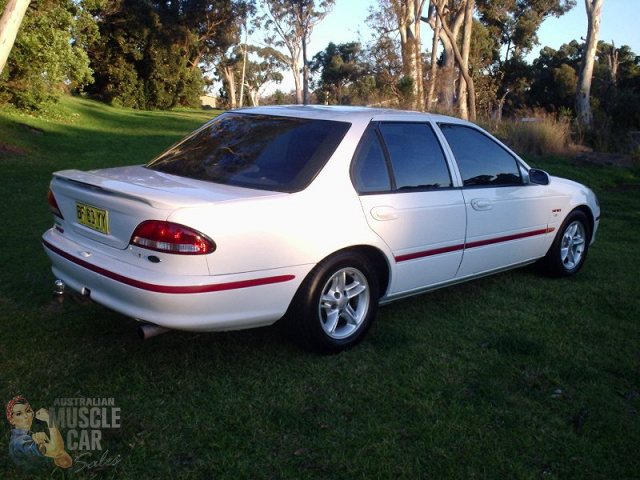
76, 202, 109, 234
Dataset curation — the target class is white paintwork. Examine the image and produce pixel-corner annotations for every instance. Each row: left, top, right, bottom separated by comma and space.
42, 106, 601, 333
358, 189, 466, 293
456, 184, 551, 277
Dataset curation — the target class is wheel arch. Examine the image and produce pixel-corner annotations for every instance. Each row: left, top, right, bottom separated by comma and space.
571, 204, 595, 242
281, 244, 389, 353
300, 245, 391, 301
346, 245, 391, 298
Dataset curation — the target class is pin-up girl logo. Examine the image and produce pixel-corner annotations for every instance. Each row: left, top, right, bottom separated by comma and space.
6, 396, 72, 471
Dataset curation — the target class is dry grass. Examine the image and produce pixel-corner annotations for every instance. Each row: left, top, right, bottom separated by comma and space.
493, 111, 573, 157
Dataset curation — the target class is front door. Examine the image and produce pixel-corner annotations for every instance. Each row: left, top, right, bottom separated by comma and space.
437, 123, 551, 277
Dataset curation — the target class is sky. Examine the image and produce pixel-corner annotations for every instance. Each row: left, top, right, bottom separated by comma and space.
260, 0, 640, 95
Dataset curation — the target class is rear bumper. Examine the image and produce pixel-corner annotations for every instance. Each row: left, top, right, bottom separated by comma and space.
42, 229, 308, 331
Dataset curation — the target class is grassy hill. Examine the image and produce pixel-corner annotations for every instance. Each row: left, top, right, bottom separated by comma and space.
0, 96, 638, 479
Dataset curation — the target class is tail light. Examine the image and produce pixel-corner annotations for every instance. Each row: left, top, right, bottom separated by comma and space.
130, 221, 215, 255
48, 189, 64, 219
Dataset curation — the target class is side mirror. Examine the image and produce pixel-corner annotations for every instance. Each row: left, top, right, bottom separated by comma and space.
529, 168, 550, 186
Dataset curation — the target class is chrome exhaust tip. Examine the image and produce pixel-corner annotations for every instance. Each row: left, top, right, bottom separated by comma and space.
138, 323, 171, 340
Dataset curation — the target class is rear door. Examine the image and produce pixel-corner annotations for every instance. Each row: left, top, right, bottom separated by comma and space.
353, 122, 466, 295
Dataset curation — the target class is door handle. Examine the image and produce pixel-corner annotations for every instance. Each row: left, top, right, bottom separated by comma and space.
371, 206, 399, 221
471, 198, 493, 211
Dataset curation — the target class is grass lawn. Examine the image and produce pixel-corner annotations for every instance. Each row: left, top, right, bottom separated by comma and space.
0, 96, 638, 479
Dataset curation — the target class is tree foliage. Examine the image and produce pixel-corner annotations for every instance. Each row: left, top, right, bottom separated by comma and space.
0, 0, 93, 109
476, 0, 575, 65
217, 45, 285, 108
82, 0, 251, 109
0, 0, 287, 112
257, 0, 334, 105
310, 42, 361, 104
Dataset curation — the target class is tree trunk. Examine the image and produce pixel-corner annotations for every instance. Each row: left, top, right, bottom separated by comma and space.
496, 89, 510, 122
424, 1, 464, 113
606, 41, 618, 85
414, 3, 425, 108
291, 56, 303, 104
425, 12, 439, 110
575, 0, 603, 128
222, 65, 237, 109
239, 50, 247, 108
0, 0, 31, 76
246, 86, 259, 107
302, 34, 310, 105
395, 0, 425, 110
238, 24, 248, 108
439, 35, 455, 111
436, 2, 476, 121
456, 0, 473, 120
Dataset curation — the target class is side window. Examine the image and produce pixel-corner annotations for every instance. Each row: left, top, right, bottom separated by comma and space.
352, 128, 392, 193
439, 124, 523, 187
379, 123, 452, 190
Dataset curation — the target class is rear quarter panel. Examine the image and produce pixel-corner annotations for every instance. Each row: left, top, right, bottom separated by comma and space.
167, 122, 393, 277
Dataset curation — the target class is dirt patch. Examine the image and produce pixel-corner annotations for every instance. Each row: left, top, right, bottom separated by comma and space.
18, 122, 45, 135
572, 152, 634, 168
0, 142, 26, 158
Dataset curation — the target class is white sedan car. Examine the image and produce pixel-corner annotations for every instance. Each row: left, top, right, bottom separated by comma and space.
43, 106, 600, 352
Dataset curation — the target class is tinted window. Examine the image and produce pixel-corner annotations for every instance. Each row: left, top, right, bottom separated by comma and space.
351, 129, 392, 193
379, 123, 452, 190
146, 113, 350, 192
439, 124, 522, 187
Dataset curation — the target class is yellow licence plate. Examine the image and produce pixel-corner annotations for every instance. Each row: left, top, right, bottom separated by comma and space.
76, 202, 109, 234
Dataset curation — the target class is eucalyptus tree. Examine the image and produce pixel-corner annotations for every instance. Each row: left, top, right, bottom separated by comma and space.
474, 0, 575, 117
476, 0, 575, 68
431, 0, 476, 120
258, 0, 335, 105
422, 0, 466, 112
218, 45, 285, 108
242, 46, 285, 106
575, 0, 603, 127
368, 0, 426, 110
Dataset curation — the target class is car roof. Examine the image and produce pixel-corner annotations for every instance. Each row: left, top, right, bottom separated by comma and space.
231, 105, 470, 126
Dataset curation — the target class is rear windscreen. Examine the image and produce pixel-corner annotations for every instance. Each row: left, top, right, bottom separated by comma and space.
146, 113, 350, 192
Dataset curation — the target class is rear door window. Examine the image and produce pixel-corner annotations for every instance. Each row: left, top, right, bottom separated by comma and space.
379, 123, 452, 190
352, 122, 452, 193
351, 128, 392, 193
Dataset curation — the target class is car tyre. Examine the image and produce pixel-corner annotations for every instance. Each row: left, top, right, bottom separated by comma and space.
539, 210, 591, 277
286, 251, 379, 353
